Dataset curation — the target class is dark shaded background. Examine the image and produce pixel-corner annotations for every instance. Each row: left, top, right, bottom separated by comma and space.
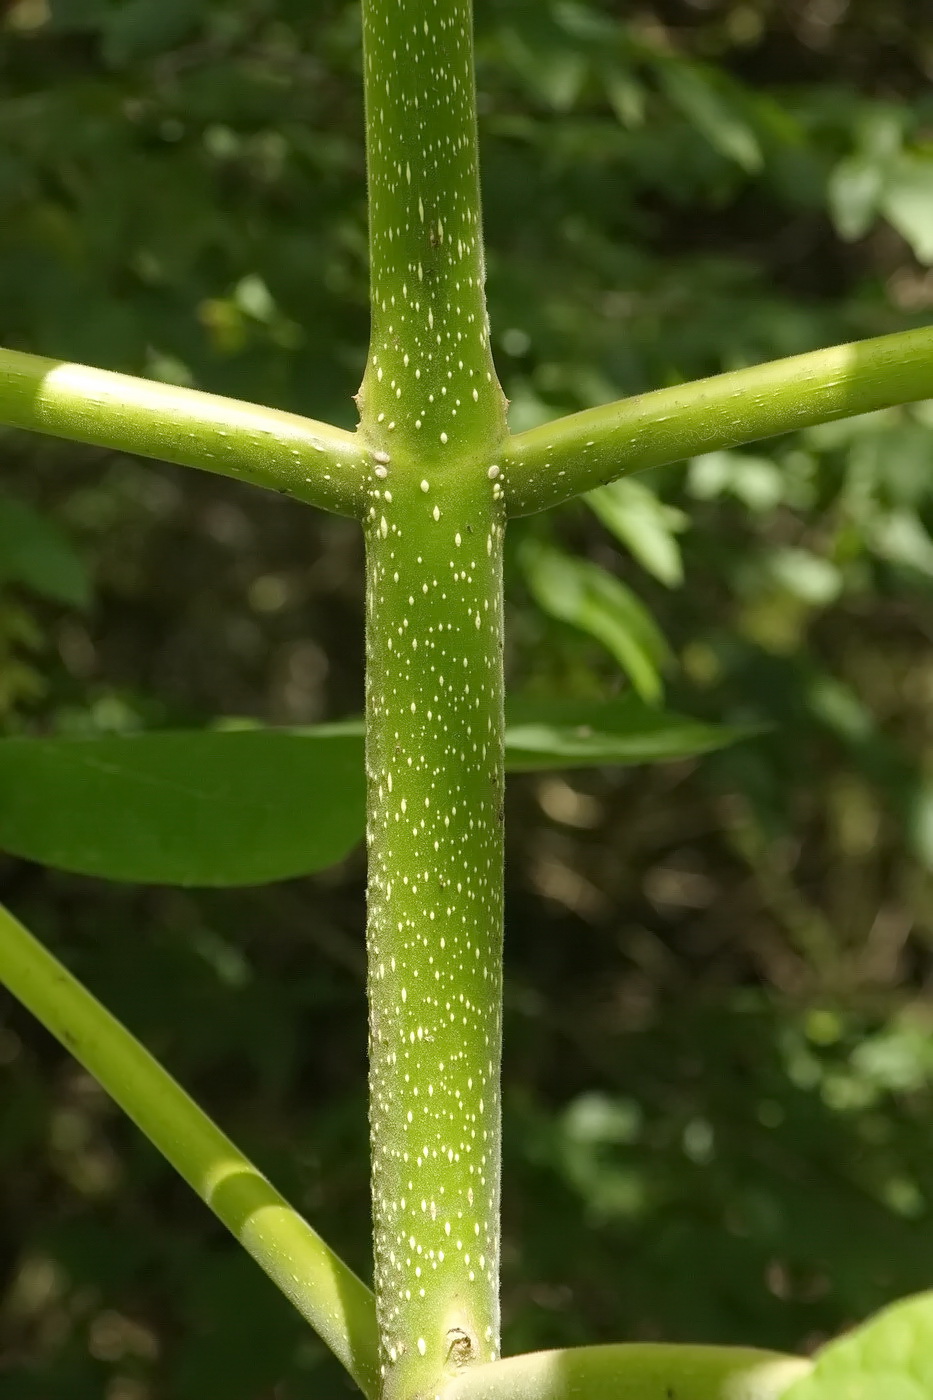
2, 0, 933, 1396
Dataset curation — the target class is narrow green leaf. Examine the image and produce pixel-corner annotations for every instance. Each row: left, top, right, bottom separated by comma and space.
660, 63, 763, 173
782, 1291, 933, 1400
869, 509, 933, 576
503, 695, 754, 770
0, 493, 90, 609
101, 0, 203, 64
603, 66, 646, 128
520, 539, 670, 702
0, 696, 748, 885
828, 155, 884, 242
587, 479, 686, 587
881, 154, 933, 265
0, 731, 365, 886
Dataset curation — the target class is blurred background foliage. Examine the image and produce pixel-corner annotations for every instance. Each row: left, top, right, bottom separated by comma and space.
2, 0, 933, 1395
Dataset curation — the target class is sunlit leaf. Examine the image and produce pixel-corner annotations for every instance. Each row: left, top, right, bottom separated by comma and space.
519, 540, 670, 702
502, 695, 755, 770
603, 66, 646, 127
782, 1291, 933, 1400
869, 510, 933, 577
828, 156, 884, 242
688, 452, 787, 512
881, 154, 933, 265
587, 479, 686, 587
768, 548, 843, 606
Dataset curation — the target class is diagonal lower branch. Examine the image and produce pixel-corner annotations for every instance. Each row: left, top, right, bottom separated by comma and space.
501, 326, 933, 516
0, 346, 371, 519
0, 902, 380, 1397
441, 1342, 810, 1400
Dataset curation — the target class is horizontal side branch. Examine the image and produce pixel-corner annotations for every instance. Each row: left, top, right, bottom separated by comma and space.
0, 346, 370, 518
502, 326, 933, 516
442, 1342, 810, 1400
0, 903, 380, 1397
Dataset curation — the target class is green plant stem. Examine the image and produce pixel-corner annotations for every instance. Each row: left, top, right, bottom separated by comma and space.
363, 469, 505, 1400
441, 1344, 811, 1400
359, 1, 509, 1397
0, 345, 369, 518
502, 326, 933, 516
358, 0, 507, 466
0, 901, 380, 1397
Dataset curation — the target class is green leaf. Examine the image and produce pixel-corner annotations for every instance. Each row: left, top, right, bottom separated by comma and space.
688, 451, 787, 513
47, 0, 109, 30
0, 730, 365, 886
0, 697, 744, 884
502, 695, 755, 771
869, 510, 933, 577
0, 494, 91, 609
782, 1291, 933, 1400
603, 66, 646, 128
660, 62, 763, 173
881, 154, 933, 265
828, 155, 884, 242
767, 547, 843, 606
519, 540, 670, 702
101, 0, 204, 64
587, 479, 686, 587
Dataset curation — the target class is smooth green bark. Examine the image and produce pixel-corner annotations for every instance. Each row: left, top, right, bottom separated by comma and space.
0, 345, 369, 518
364, 470, 505, 1400
502, 326, 933, 516
359, 2, 509, 1397
358, 0, 507, 466
0, 902, 380, 1397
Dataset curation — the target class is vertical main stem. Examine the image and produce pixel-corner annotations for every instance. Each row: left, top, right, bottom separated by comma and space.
365, 476, 505, 1400
359, 1, 509, 1397
359, 0, 507, 465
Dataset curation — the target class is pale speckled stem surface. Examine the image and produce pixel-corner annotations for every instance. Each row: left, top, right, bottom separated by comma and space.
359, 1, 509, 1398
0, 345, 369, 517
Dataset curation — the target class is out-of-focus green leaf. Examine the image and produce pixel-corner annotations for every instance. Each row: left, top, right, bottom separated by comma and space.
869, 510, 933, 577
659, 62, 762, 173
47, 0, 108, 31
587, 479, 687, 587
908, 784, 933, 872
782, 1291, 933, 1400
101, 0, 204, 65
828, 156, 884, 242
603, 65, 646, 127
502, 695, 756, 770
881, 154, 933, 265
0, 730, 365, 886
688, 452, 787, 512
768, 548, 843, 606
0, 696, 747, 883
0, 494, 90, 609
519, 539, 670, 702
